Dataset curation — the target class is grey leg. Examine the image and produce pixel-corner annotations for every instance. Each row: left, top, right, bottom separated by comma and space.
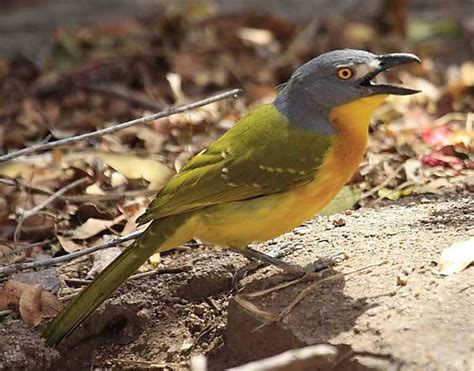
231, 245, 347, 289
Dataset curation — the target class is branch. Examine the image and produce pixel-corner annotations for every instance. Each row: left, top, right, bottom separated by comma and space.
0, 88, 242, 163
0, 230, 144, 277
13, 178, 89, 246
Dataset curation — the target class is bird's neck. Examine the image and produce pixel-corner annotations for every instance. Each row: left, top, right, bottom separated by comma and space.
273, 83, 336, 135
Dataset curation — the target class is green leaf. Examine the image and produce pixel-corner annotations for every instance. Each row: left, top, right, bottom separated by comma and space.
318, 186, 360, 215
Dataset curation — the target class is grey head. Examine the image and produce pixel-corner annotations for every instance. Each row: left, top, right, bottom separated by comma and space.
274, 48, 420, 133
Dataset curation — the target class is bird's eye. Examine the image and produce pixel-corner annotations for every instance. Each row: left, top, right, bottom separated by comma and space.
337, 67, 353, 80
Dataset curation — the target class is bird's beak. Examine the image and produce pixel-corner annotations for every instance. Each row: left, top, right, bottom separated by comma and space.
360, 53, 421, 95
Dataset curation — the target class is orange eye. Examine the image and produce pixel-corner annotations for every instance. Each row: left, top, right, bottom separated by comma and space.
337, 67, 353, 80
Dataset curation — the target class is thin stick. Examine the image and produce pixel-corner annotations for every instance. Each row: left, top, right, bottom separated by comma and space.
276, 261, 387, 322
0, 230, 144, 277
359, 164, 404, 200
0, 88, 242, 163
0, 177, 54, 197
13, 178, 89, 246
59, 266, 191, 301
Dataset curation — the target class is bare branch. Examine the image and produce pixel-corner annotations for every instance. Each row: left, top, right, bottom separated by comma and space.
0, 88, 242, 163
0, 230, 144, 277
13, 178, 89, 246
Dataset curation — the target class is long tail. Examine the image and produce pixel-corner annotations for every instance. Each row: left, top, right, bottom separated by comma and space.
43, 215, 189, 346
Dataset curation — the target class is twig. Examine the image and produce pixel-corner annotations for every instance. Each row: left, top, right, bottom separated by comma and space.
0, 309, 12, 318
274, 261, 387, 323
229, 344, 338, 371
13, 178, 89, 246
129, 265, 191, 280
331, 350, 403, 370
0, 89, 242, 163
111, 359, 185, 368
65, 266, 191, 287
0, 230, 144, 277
0, 177, 54, 197
236, 261, 387, 331
359, 164, 404, 200
76, 83, 164, 111
6, 238, 56, 256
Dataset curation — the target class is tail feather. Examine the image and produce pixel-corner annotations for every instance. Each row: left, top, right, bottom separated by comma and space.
43, 216, 188, 346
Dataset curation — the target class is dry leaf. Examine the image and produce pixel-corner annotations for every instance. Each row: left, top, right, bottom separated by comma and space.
0, 161, 36, 178
70, 214, 125, 240
0, 280, 24, 309
438, 238, 474, 275
92, 150, 173, 190
41, 290, 64, 318
57, 235, 84, 252
19, 284, 42, 327
0, 279, 62, 326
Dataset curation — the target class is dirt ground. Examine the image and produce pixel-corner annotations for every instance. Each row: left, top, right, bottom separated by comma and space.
0, 190, 472, 370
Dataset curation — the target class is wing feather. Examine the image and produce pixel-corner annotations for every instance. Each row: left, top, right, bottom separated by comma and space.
137, 104, 333, 223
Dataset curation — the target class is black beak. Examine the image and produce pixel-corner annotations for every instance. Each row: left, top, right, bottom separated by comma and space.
360, 53, 421, 95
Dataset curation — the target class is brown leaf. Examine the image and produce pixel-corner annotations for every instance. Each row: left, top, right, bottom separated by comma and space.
0, 280, 26, 310
0, 279, 63, 325
19, 284, 43, 327
57, 234, 83, 253
41, 290, 63, 318
70, 214, 125, 240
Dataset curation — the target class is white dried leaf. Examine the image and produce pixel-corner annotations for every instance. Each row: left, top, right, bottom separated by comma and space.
438, 238, 474, 275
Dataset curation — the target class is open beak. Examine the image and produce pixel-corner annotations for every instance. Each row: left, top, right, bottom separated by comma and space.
360, 53, 421, 95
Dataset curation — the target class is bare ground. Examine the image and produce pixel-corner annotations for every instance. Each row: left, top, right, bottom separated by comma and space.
0, 191, 473, 370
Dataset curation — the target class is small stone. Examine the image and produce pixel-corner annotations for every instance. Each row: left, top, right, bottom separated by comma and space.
180, 340, 193, 353
397, 274, 408, 286
332, 217, 346, 227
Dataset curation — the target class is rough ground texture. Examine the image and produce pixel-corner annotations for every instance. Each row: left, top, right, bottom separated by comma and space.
0, 191, 472, 370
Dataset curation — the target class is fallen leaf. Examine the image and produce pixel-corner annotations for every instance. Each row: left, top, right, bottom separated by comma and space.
57, 234, 84, 252
70, 214, 125, 240
0, 162, 36, 178
0, 279, 63, 325
438, 238, 474, 275
41, 290, 64, 318
319, 186, 360, 215
421, 126, 453, 146
92, 150, 173, 190
19, 284, 42, 327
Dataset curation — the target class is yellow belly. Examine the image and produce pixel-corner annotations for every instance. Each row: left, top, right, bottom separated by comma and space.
193, 174, 343, 247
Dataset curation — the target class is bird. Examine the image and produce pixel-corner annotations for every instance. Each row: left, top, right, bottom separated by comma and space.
44, 49, 420, 346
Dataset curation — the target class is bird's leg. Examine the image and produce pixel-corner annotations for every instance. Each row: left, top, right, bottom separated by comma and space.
238, 247, 306, 275
231, 245, 347, 289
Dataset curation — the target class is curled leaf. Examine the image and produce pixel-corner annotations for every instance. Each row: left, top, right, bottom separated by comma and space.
439, 238, 474, 275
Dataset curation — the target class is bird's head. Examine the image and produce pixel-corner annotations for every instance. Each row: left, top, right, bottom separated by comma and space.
274, 49, 420, 133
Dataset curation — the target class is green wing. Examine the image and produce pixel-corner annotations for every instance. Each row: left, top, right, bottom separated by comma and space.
137, 104, 334, 223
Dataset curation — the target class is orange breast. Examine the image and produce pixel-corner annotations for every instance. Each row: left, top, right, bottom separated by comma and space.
297, 95, 388, 206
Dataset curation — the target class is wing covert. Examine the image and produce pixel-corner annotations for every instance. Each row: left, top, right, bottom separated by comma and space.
137, 104, 334, 223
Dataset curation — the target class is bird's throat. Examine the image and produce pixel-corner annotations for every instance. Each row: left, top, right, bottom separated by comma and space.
329, 94, 388, 135
323, 94, 388, 186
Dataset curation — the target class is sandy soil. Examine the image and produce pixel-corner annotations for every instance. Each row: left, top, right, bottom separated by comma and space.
0, 191, 473, 370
